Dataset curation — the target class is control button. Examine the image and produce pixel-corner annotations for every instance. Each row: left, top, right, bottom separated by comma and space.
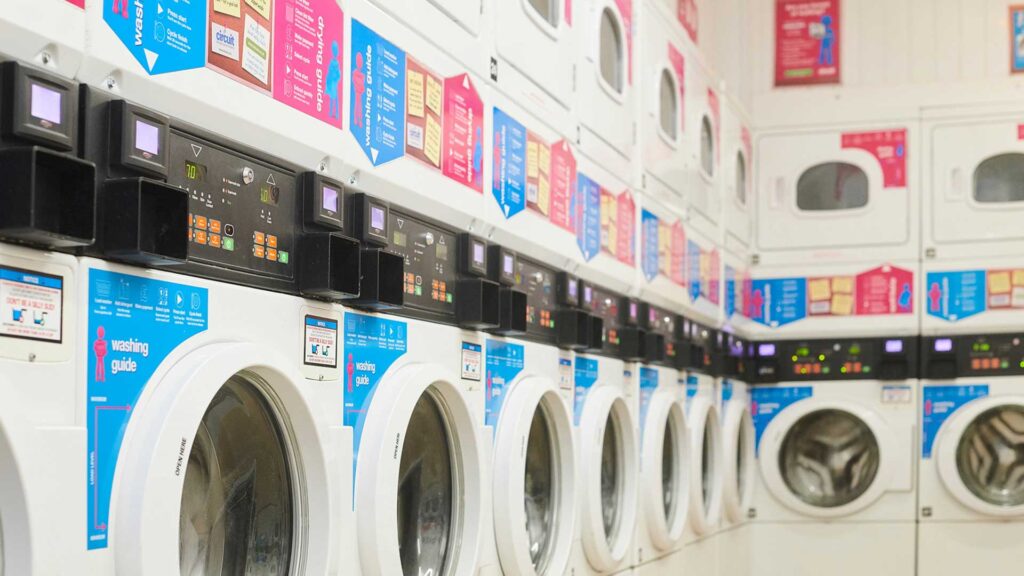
267, 248, 278, 261
209, 219, 222, 234
277, 251, 289, 264
254, 245, 265, 258
254, 232, 265, 245
242, 166, 255, 185
194, 215, 208, 230
194, 230, 208, 245
266, 234, 278, 249
224, 223, 235, 237
209, 234, 222, 248
223, 237, 235, 251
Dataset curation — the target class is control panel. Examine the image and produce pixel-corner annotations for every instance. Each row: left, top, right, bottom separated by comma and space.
387, 209, 457, 317
516, 257, 559, 344
642, 303, 678, 366
684, 320, 717, 374
589, 284, 625, 357
754, 337, 917, 383
923, 333, 1024, 379
719, 332, 749, 379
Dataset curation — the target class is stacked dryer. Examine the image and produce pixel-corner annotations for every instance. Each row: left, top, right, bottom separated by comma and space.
916, 104, 1024, 574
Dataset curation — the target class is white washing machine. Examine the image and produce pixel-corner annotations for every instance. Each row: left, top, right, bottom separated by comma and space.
1, 0, 83, 80
917, 333, 1024, 574
754, 123, 918, 267
747, 336, 918, 576
632, 303, 691, 575
568, 282, 641, 576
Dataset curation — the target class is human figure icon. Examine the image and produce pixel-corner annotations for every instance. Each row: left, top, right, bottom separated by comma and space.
326, 41, 341, 120
818, 15, 835, 66
352, 53, 366, 128
113, 0, 128, 17
346, 353, 355, 392
94, 326, 108, 382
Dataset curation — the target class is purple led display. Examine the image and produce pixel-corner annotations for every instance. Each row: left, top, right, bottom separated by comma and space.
135, 120, 160, 155
370, 206, 385, 231
473, 242, 485, 264
30, 84, 62, 125
934, 338, 953, 353
503, 254, 514, 275
884, 339, 903, 353
758, 343, 777, 357
322, 186, 339, 212
583, 285, 593, 304
629, 302, 638, 319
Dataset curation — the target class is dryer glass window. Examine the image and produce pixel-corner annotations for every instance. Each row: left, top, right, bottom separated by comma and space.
736, 152, 748, 205
599, 8, 624, 93
525, 405, 557, 572
779, 409, 880, 508
179, 376, 293, 576
398, 391, 454, 576
661, 414, 681, 523
701, 417, 715, 511
796, 162, 868, 211
956, 405, 1024, 507
736, 419, 751, 498
527, 0, 559, 26
600, 412, 623, 544
700, 117, 715, 177
658, 69, 678, 140
973, 153, 1024, 203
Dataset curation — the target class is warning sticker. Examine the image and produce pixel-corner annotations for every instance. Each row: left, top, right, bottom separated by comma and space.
303, 315, 338, 367
0, 266, 62, 343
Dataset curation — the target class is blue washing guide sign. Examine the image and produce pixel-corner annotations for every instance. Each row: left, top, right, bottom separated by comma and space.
638, 367, 658, 440
491, 108, 528, 218
343, 312, 408, 493
724, 266, 736, 319
721, 379, 734, 402
750, 386, 812, 454
687, 240, 701, 301
1014, 7, 1024, 73
575, 173, 601, 262
921, 384, 988, 458
641, 210, 659, 281
751, 277, 807, 327
105, 0, 207, 75
573, 356, 599, 425
350, 19, 406, 166
925, 270, 986, 323
86, 269, 208, 549
484, 339, 525, 430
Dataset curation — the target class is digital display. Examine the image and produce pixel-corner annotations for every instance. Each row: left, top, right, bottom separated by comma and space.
260, 185, 281, 206
371, 206, 385, 231
436, 242, 448, 261
885, 339, 903, 353
30, 83, 62, 125
503, 254, 514, 275
758, 343, 777, 357
393, 230, 407, 247
473, 242, 485, 265
185, 161, 207, 182
629, 302, 638, 319
568, 279, 578, 298
322, 186, 339, 213
135, 119, 160, 155
934, 338, 953, 353
583, 285, 593, 305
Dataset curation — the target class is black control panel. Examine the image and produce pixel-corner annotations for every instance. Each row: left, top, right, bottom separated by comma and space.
388, 209, 456, 317
516, 257, 559, 344
589, 285, 646, 359
922, 333, 1024, 379
683, 320, 717, 375
753, 337, 917, 383
640, 303, 678, 366
719, 332, 749, 380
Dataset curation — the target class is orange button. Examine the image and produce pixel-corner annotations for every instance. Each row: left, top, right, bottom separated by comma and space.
194, 230, 208, 245
209, 219, 222, 234
208, 234, 222, 248
254, 245, 265, 258
266, 234, 278, 249
267, 248, 278, 261
972, 359, 982, 370
194, 215, 208, 230
254, 231, 265, 245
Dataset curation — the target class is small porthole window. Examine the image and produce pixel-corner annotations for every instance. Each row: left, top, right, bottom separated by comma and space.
735, 152, 747, 205
527, 0, 559, 27
700, 116, 714, 177
658, 69, 678, 140
797, 162, 869, 211
599, 8, 624, 93
974, 153, 1024, 203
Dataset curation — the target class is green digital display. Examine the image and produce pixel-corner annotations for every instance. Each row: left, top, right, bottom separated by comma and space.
260, 184, 281, 206
184, 160, 207, 182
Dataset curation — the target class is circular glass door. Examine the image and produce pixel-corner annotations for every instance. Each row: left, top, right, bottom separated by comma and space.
179, 375, 294, 576
600, 412, 623, 545
735, 422, 751, 502
779, 409, 880, 508
956, 405, 1024, 507
661, 416, 680, 524
700, 418, 716, 513
398, 391, 455, 576
524, 405, 557, 572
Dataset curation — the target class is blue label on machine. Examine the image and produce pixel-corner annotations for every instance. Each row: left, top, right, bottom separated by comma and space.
687, 240, 702, 301
750, 386, 813, 454
750, 277, 808, 327
86, 269, 208, 549
721, 379, 734, 402
492, 107, 528, 218
343, 312, 408, 495
922, 384, 988, 458
575, 173, 601, 262
638, 367, 659, 438
1014, 8, 1024, 72
724, 266, 737, 319
573, 356, 599, 425
926, 270, 986, 323
485, 339, 525, 431
105, 0, 207, 75
641, 210, 659, 281
350, 19, 406, 167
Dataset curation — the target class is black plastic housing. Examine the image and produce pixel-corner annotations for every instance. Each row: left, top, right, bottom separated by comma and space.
456, 278, 501, 329
491, 287, 528, 335
0, 146, 95, 247
350, 249, 404, 310
299, 232, 361, 301
645, 332, 666, 363
98, 177, 188, 265
557, 309, 591, 350
618, 326, 646, 361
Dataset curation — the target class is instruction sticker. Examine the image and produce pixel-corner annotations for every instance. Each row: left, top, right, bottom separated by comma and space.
576, 173, 601, 262
775, 0, 840, 86
573, 356, 600, 425
0, 266, 62, 343
642, 210, 660, 281
105, 0, 207, 75
485, 340, 525, 429
841, 130, 907, 188
462, 341, 482, 381
207, 0, 273, 91
922, 385, 988, 457
272, 0, 345, 129
86, 269, 208, 549
638, 367, 659, 440
304, 315, 338, 367
750, 386, 813, 453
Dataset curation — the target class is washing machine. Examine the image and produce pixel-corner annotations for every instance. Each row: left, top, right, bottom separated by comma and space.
714, 332, 756, 576
631, 302, 691, 575
477, 250, 579, 576
916, 333, 1024, 574
747, 336, 918, 576
567, 281, 641, 576
1, 0, 83, 80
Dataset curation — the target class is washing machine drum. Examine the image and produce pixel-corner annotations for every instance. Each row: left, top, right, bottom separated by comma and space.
524, 407, 556, 570
778, 409, 880, 508
954, 405, 1024, 507
180, 376, 294, 576
600, 413, 624, 544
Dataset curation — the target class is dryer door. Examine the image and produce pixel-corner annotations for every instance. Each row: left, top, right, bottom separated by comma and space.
758, 398, 894, 518
935, 396, 1024, 517
640, 390, 690, 551
686, 396, 723, 536
494, 0, 574, 107
0, 406, 29, 576
577, 0, 634, 158
721, 393, 756, 524
493, 377, 576, 576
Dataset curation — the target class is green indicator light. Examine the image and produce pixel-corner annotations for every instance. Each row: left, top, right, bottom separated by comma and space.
1002, 361, 1009, 369
278, 251, 289, 264
797, 347, 809, 357
414, 286, 422, 296
447, 293, 453, 303
822, 367, 831, 374
1019, 360, 1024, 368
849, 345, 861, 355
223, 237, 235, 251
863, 365, 871, 373
791, 355, 799, 362
840, 366, 848, 373
550, 320, 555, 328
818, 354, 826, 361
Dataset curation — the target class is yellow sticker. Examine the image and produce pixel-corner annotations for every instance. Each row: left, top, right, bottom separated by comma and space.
831, 294, 854, 316
424, 115, 442, 168
215, 0, 241, 17
1013, 270, 1024, 286
426, 75, 443, 117
245, 0, 271, 20
407, 70, 425, 119
832, 276, 854, 294
526, 141, 539, 179
808, 278, 831, 301
538, 175, 550, 215
538, 143, 551, 175
990, 271, 1012, 294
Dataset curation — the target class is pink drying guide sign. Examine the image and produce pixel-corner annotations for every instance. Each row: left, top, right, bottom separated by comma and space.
671, 222, 686, 286
840, 129, 907, 188
668, 44, 685, 133
66, 0, 84, 7
856, 265, 914, 315
442, 74, 484, 193
616, 191, 636, 266
566, 0, 573, 26
775, 0, 840, 86
615, 0, 634, 85
678, 0, 698, 44
708, 88, 720, 164
1017, 124, 1024, 140
549, 141, 576, 232
707, 249, 721, 305
273, 0, 345, 129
